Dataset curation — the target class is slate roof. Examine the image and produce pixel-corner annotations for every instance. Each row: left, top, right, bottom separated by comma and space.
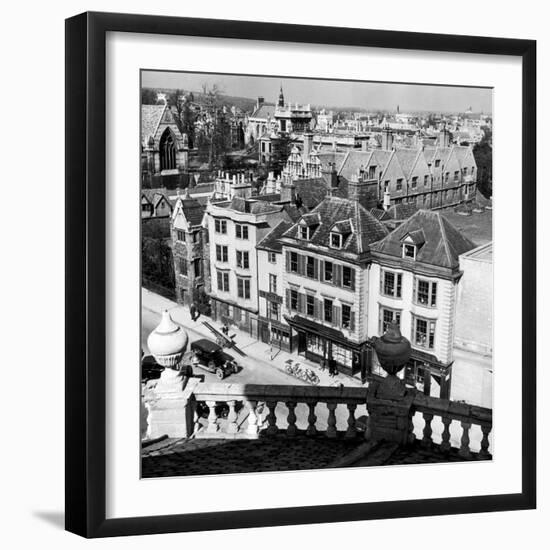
141, 104, 166, 145
371, 209, 476, 270
179, 196, 205, 226
283, 196, 389, 255
142, 189, 171, 209
257, 220, 294, 252
228, 196, 282, 215
250, 104, 276, 120
370, 208, 391, 221
294, 178, 332, 210
386, 203, 419, 221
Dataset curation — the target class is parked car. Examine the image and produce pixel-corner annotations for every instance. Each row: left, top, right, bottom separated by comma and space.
184, 338, 240, 379
141, 354, 164, 382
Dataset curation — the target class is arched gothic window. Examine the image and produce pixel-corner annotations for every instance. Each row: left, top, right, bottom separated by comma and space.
159, 128, 177, 171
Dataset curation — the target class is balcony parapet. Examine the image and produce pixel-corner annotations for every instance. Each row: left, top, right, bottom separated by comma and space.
166, 381, 493, 458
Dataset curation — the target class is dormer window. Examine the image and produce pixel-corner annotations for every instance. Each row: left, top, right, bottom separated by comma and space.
403, 243, 416, 259
330, 232, 342, 249
401, 229, 425, 260
300, 226, 311, 240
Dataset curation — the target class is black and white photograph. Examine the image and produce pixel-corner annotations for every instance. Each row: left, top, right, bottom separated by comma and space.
140, 70, 494, 477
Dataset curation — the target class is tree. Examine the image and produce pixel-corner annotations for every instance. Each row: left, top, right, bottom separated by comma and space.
168, 89, 196, 149
267, 133, 293, 175
141, 87, 158, 105
194, 83, 232, 167
473, 127, 493, 198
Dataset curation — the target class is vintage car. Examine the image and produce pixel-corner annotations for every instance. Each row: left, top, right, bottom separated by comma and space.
141, 353, 164, 382
184, 338, 240, 379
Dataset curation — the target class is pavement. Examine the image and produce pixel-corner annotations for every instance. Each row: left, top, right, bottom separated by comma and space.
141, 287, 363, 389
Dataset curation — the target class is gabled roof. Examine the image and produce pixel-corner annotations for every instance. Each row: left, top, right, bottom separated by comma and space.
371, 209, 476, 270
250, 104, 276, 120
257, 220, 294, 252
172, 191, 205, 226
141, 104, 166, 145
331, 219, 352, 234
282, 196, 389, 256
401, 228, 426, 246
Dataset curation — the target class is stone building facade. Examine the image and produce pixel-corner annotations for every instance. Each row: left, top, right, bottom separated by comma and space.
171, 191, 209, 307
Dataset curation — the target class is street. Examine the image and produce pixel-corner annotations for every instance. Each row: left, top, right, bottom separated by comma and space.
141, 293, 487, 452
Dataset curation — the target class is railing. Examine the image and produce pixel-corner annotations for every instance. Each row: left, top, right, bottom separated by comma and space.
411, 392, 492, 459
178, 380, 493, 457
189, 381, 368, 440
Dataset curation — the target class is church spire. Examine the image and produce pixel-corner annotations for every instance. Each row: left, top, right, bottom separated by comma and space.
278, 83, 285, 108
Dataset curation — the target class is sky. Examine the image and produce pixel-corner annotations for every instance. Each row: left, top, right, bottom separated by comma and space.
142, 70, 492, 114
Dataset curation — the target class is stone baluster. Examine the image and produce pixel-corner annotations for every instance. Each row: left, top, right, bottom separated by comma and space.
459, 421, 472, 458
421, 412, 434, 447
479, 424, 492, 459
245, 400, 259, 437
440, 416, 452, 452
286, 401, 298, 437
326, 403, 338, 438
226, 400, 239, 434
345, 403, 358, 439
206, 401, 219, 434
306, 402, 317, 436
265, 400, 278, 436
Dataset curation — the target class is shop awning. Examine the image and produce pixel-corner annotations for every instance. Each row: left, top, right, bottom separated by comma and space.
284, 315, 364, 351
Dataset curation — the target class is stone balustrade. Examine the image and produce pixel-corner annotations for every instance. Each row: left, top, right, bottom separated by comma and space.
411, 392, 493, 458
170, 379, 492, 458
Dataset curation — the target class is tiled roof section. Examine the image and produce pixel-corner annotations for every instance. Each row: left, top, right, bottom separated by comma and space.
228, 196, 282, 215
402, 228, 426, 245
371, 209, 476, 269
142, 189, 170, 208
283, 196, 389, 255
317, 151, 348, 173
281, 203, 306, 222
250, 104, 275, 119
394, 149, 420, 179
294, 178, 330, 209
370, 208, 391, 221
257, 220, 293, 252
386, 203, 419, 220
180, 196, 205, 226
331, 219, 352, 234
338, 151, 373, 180
300, 213, 321, 226
141, 104, 166, 144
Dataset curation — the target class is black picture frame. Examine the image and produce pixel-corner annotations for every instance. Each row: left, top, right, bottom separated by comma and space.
65, 11, 536, 538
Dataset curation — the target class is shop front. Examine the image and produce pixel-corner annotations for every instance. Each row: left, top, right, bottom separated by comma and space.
286, 315, 368, 378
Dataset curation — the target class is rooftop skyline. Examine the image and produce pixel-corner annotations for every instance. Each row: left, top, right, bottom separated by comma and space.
142, 70, 493, 114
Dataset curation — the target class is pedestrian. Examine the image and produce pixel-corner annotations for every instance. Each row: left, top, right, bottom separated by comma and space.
190, 303, 197, 321
222, 323, 229, 336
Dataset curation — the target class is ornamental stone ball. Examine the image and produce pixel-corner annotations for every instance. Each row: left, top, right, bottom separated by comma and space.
147, 310, 188, 369
371, 321, 411, 376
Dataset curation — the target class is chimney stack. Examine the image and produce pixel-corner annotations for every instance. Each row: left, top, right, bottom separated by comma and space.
302, 132, 313, 162
382, 126, 394, 150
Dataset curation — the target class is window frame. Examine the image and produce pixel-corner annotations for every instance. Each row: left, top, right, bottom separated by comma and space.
235, 223, 249, 240
381, 269, 402, 299
414, 277, 438, 307
214, 218, 227, 234
412, 315, 436, 350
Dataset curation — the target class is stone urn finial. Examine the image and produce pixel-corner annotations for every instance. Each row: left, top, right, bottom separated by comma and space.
147, 310, 188, 369
372, 322, 411, 377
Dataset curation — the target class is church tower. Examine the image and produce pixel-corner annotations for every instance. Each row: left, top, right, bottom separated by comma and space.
278, 84, 285, 108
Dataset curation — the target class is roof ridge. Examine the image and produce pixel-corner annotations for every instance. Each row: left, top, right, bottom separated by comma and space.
437, 212, 453, 267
